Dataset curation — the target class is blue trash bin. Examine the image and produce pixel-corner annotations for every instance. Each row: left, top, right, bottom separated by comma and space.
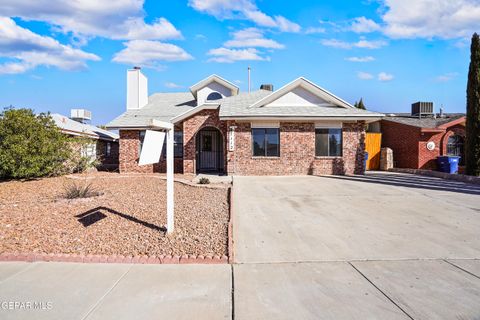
437, 156, 460, 174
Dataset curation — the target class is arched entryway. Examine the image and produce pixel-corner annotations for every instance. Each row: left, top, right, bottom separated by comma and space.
195, 127, 224, 173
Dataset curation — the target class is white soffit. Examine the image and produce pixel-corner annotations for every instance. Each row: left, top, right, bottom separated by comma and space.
138, 130, 165, 165
315, 121, 343, 128
251, 121, 280, 128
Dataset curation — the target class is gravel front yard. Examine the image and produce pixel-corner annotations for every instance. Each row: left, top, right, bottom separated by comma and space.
0, 174, 229, 257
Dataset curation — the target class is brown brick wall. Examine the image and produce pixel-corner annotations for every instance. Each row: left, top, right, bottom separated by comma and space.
381, 120, 420, 168
118, 130, 183, 174
227, 121, 366, 175
381, 120, 466, 170
118, 110, 367, 176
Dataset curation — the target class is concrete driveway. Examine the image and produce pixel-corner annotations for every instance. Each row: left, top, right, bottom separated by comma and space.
234, 172, 480, 263
233, 172, 480, 319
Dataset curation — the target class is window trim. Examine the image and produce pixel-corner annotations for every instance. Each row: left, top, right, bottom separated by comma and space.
251, 127, 280, 157
315, 128, 343, 157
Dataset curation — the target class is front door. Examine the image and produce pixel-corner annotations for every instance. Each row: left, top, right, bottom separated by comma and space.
197, 128, 223, 172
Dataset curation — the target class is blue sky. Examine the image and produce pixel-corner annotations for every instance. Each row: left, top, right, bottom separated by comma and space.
0, 0, 478, 125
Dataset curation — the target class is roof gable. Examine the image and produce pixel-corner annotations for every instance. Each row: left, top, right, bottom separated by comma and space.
265, 86, 330, 107
248, 77, 354, 110
189, 74, 239, 99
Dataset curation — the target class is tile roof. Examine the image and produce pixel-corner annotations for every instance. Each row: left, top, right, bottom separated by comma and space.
51, 114, 119, 141
383, 113, 465, 129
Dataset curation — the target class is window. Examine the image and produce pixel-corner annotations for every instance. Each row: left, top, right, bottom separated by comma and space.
206, 92, 222, 101
174, 131, 183, 158
161, 131, 183, 158
105, 142, 111, 157
81, 143, 96, 159
252, 128, 280, 157
315, 128, 342, 157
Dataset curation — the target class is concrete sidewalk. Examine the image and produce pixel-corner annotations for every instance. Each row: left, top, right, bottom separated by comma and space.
2, 259, 480, 320
0, 262, 231, 320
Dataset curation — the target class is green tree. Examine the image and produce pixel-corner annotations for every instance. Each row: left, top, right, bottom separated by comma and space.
0, 108, 72, 179
466, 33, 480, 176
354, 98, 367, 110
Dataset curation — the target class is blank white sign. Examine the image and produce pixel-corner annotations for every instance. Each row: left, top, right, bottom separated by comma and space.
138, 130, 165, 165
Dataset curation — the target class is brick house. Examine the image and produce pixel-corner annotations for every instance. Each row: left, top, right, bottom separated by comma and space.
381, 103, 466, 170
106, 69, 383, 175
52, 111, 119, 170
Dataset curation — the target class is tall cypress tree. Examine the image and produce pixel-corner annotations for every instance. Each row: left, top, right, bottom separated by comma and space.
466, 33, 480, 176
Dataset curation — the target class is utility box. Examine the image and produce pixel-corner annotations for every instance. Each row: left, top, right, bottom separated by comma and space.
70, 109, 92, 123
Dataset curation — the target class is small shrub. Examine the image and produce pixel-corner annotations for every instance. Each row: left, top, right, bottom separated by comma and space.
63, 181, 101, 199
198, 177, 210, 184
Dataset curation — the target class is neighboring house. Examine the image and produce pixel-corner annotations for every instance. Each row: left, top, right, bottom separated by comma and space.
106, 68, 384, 175
52, 110, 119, 170
381, 102, 466, 170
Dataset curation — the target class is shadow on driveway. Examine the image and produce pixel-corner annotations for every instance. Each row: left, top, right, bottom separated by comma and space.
323, 172, 480, 196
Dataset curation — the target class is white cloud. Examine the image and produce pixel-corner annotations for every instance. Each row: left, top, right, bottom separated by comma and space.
0, 17, 99, 74
0, 1, 182, 41
378, 72, 394, 81
355, 39, 388, 49
345, 56, 375, 62
436, 72, 459, 82
207, 47, 268, 63
305, 27, 326, 34
274, 15, 301, 33
188, 0, 301, 32
224, 28, 284, 49
165, 82, 183, 88
380, 0, 480, 39
357, 71, 374, 80
112, 40, 193, 69
321, 38, 387, 49
320, 39, 352, 49
351, 17, 381, 33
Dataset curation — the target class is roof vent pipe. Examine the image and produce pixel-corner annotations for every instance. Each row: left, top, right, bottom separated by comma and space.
248, 66, 251, 93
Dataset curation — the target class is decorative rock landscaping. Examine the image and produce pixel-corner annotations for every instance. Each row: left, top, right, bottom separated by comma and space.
0, 173, 230, 262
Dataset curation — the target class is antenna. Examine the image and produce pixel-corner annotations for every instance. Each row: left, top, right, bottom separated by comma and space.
248, 66, 251, 93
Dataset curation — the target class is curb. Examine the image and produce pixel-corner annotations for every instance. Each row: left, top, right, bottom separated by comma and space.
67, 174, 231, 189
227, 185, 235, 264
389, 168, 480, 185
0, 253, 228, 265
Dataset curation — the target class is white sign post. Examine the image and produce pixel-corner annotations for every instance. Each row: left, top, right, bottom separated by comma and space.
138, 120, 175, 234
